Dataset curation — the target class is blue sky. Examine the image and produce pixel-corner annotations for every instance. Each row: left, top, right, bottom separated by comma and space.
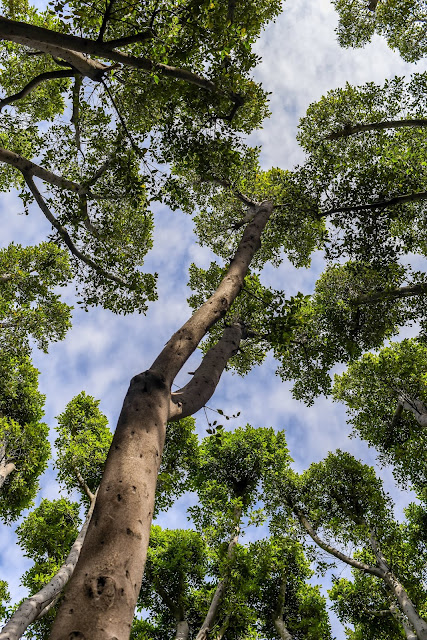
1, 0, 427, 637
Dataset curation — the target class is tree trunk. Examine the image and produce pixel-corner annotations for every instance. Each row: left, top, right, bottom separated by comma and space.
369, 531, 427, 640
0, 493, 97, 640
175, 620, 189, 640
273, 618, 293, 640
195, 508, 242, 640
0, 444, 15, 489
49, 202, 273, 640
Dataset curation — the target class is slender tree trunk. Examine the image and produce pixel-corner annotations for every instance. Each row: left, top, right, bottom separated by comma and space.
368, 532, 427, 640
273, 618, 293, 640
390, 604, 418, 640
49, 202, 273, 640
195, 508, 242, 640
0, 445, 15, 489
175, 620, 189, 640
273, 575, 292, 640
0, 493, 97, 640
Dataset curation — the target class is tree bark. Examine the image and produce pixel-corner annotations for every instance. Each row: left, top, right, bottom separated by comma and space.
175, 620, 189, 640
0, 459, 15, 489
0, 493, 97, 640
368, 531, 427, 640
273, 575, 293, 640
195, 508, 241, 640
292, 506, 383, 578
0, 16, 225, 93
48, 202, 273, 640
326, 118, 427, 140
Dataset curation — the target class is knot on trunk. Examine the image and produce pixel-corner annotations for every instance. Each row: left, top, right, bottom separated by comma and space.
84, 575, 116, 609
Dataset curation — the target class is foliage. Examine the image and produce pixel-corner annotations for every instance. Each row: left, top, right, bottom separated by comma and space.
0, 352, 49, 522
0, 242, 72, 353
332, 0, 427, 62
333, 339, 427, 491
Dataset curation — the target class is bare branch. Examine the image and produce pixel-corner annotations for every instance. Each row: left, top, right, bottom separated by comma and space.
323, 191, 427, 217
151, 201, 273, 385
326, 118, 427, 140
293, 506, 384, 578
0, 16, 230, 94
354, 282, 427, 305
0, 146, 86, 194
71, 75, 83, 152
0, 69, 76, 110
97, 0, 116, 42
195, 508, 242, 640
169, 323, 242, 420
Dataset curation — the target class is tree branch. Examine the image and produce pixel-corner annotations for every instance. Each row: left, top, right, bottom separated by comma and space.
169, 323, 242, 420
151, 201, 273, 386
97, 0, 115, 42
0, 492, 97, 640
71, 75, 83, 152
195, 508, 242, 640
326, 118, 427, 140
354, 283, 427, 306
23, 173, 133, 290
0, 16, 234, 96
0, 69, 76, 110
292, 506, 383, 578
0, 147, 86, 194
323, 191, 427, 217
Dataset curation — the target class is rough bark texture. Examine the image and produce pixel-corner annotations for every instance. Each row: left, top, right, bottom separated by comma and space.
0, 495, 97, 640
369, 531, 427, 640
49, 203, 273, 640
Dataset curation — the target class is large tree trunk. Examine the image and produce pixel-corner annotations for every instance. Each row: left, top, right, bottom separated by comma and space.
49, 202, 273, 640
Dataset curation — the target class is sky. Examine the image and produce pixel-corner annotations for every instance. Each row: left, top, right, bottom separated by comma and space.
1, 0, 427, 638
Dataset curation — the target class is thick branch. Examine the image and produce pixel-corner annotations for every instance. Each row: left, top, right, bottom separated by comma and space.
324, 191, 427, 217
71, 75, 83, 152
399, 395, 427, 428
0, 460, 16, 489
195, 509, 242, 640
0, 492, 97, 640
0, 147, 85, 194
0, 69, 76, 110
326, 118, 427, 140
293, 506, 383, 578
354, 283, 427, 305
169, 323, 242, 420
23, 174, 132, 289
152, 201, 273, 385
0, 17, 224, 93
175, 621, 189, 640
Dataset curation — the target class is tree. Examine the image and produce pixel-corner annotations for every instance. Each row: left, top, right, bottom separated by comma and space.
268, 451, 427, 640
333, 339, 427, 492
1, 0, 427, 638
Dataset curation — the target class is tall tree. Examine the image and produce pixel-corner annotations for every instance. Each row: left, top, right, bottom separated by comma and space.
268, 451, 427, 640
